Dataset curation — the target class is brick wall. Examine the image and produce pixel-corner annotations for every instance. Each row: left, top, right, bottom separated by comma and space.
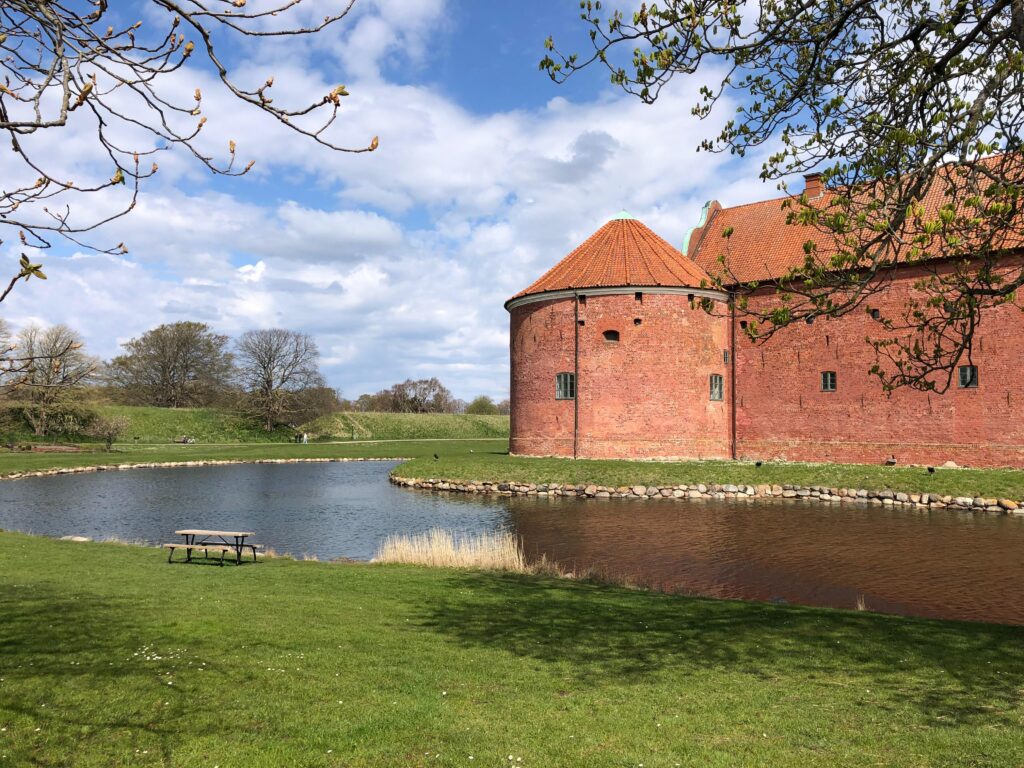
735, 262, 1024, 467
510, 292, 732, 459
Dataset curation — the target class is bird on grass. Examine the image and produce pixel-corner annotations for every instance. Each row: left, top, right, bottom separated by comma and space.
433, 453, 439, 461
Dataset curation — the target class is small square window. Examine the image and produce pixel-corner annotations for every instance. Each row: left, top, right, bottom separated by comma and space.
603, 329, 620, 343
821, 371, 837, 392
555, 372, 576, 400
709, 374, 724, 401
958, 365, 978, 389
870, 308, 881, 320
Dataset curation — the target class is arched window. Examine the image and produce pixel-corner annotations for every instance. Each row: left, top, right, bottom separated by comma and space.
603, 330, 620, 343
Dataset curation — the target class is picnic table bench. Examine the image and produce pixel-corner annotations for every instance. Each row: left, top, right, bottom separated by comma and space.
165, 529, 263, 565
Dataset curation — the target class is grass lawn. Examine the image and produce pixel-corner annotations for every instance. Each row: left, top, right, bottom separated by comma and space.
0, 439, 504, 477
0, 405, 295, 444
0, 532, 1021, 767
0, 406, 509, 446
4, 437, 1024, 499
306, 412, 509, 441
399, 452, 1024, 501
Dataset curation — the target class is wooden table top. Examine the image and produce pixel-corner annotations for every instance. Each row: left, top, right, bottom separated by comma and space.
175, 529, 255, 538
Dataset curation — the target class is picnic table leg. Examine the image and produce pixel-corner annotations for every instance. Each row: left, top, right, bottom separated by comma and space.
220, 549, 226, 567
167, 547, 175, 564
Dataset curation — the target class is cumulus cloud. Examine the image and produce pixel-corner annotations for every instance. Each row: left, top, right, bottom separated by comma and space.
1, 0, 788, 401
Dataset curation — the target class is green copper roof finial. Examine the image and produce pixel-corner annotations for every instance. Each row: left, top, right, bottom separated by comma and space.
611, 209, 635, 221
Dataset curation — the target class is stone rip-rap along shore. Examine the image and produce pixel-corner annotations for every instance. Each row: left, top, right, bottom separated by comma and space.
391, 476, 1023, 515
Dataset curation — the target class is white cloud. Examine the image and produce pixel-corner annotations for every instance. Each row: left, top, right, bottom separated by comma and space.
0, 2, 789, 402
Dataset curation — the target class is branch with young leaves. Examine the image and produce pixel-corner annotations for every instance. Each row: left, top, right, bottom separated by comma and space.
0, 0, 377, 305
545, 0, 1024, 391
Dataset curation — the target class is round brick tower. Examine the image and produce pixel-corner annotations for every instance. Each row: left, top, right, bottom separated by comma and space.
506, 212, 732, 460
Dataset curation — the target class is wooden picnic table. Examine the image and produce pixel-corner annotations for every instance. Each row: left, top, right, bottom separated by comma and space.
168, 529, 260, 565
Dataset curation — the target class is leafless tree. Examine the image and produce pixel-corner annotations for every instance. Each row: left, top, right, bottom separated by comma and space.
235, 328, 323, 430
106, 321, 234, 407
15, 323, 96, 435
86, 413, 130, 451
0, 1, 377, 298
544, 0, 1024, 392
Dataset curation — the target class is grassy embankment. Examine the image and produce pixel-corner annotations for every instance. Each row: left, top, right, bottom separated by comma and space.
0, 405, 510, 445
398, 453, 1024, 501
2, 402, 1024, 498
0, 438, 503, 476
1, 531, 1022, 767
0, 404, 293, 444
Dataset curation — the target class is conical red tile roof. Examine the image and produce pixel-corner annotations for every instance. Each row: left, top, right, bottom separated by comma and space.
509, 213, 713, 304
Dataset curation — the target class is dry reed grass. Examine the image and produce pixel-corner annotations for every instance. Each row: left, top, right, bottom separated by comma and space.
375, 528, 527, 572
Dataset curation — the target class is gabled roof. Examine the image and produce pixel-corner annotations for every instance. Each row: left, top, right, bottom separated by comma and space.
509, 213, 713, 304
688, 196, 821, 284
689, 154, 1024, 285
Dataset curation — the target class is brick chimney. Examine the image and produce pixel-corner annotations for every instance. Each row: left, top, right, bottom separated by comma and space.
803, 172, 823, 199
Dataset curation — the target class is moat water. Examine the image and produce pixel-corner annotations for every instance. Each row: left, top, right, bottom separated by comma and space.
2, 461, 1022, 625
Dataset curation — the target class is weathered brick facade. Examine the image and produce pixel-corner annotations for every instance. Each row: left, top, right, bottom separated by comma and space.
735, 263, 1024, 467
510, 292, 731, 459
508, 210, 1024, 468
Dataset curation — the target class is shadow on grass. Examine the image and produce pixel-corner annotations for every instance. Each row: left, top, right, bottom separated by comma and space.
0, 585, 225, 763
414, 570, 1024, 725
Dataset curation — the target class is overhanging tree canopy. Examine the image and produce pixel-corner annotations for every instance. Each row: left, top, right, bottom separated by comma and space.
0, 0, 376, 289
543, 0, 1024, 392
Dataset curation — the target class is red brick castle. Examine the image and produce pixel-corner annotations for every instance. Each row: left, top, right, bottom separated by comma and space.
506, 179, 1024, 468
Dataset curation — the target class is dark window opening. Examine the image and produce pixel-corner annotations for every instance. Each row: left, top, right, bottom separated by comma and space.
633, 318, 642, 326
958, 365, 978, 389
709, 374, 724, 401
603, 330, 620, 343
635, 292, 643, 302
870, 308, 881, 320
723, 350, 730, 364
555, 372, 576, 400
578, 295, 587, 306
739, 320, 748, 330
806, 316, 815, 325
821, 370, 837, 392
577, 319, 585, 327
687, 293, 695, 303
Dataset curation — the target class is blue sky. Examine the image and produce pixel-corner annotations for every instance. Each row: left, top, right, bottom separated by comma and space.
3, 0, 785, 401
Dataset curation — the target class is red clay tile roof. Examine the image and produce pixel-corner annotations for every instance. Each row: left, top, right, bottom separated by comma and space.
689, 195, 820, 285
691, 155, 1024, 285
510, 214, 714, 302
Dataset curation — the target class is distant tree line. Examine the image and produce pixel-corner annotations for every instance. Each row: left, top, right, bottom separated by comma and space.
0, 319, 508, 442
343, 379, 508, 416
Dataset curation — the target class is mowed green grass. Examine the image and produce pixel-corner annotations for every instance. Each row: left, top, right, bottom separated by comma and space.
0, 406, 509, 445
305, 412, 509, 441
1, 532, 1021, 767
399, 453, 1024, 501
0, 439, 502, 477
0, 404, 292, 444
